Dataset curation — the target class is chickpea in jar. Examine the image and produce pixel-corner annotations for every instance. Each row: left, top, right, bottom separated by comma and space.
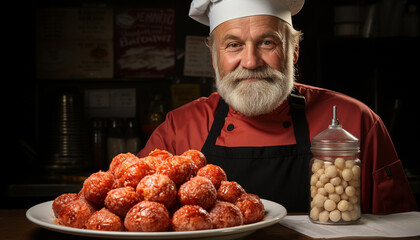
309, 157, 361, 223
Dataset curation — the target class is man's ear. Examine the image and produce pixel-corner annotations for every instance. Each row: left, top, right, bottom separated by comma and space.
293, 44, 299, 64
211, 51, 216, 70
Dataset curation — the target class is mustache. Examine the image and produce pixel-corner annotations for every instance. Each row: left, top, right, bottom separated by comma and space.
222, 66, 283, 83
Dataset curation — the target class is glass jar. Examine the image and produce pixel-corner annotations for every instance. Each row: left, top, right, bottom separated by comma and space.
141, 94, 167, 136
309, 106, 361, 224
126, 118, 141, 155
90, 118, 107, 171
107, 118, 126, 164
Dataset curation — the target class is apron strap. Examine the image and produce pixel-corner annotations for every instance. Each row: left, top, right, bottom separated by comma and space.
202, 89, 311, 152
290, 88, 312, 152
201, 97, 229, 150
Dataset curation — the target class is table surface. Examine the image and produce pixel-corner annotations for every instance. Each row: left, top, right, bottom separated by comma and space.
1, 209, 418, 240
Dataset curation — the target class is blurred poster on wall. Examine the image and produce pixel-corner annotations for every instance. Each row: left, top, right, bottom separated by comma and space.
36, 8, 114, 79
115, 8, 175, 78
184, 36, 213, 77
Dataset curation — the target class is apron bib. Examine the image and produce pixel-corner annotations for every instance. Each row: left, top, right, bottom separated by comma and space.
201, 89, 312, 212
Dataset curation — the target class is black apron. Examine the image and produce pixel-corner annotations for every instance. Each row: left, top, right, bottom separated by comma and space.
201, 89, 312, 212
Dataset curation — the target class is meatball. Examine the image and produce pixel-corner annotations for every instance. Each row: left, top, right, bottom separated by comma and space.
109, 152, 139, 175
148, 148, 173, 161
81, 171, 114, 207
105, 186, 139, 218
235, 194, 265, 224
140, 149, 172, 174
140, 156, 164, 174
217, 181, 246, 203
156, 155, 196, 187
114, 160, 151, 188
85, 208, 124, 231
181, 149, 207, 170
52, 193, 79, 218
124, 201, 170, 232
209, 201, 243, 229
178, 176, 217, 210
196, 164, 227, 190
172, 205, 212, 231
114, 154, 142, 179
55, 199, 96, 228
136, 174, 177, 209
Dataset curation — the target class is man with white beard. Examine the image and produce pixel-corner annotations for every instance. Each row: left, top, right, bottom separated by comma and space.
137, 0, 417, 214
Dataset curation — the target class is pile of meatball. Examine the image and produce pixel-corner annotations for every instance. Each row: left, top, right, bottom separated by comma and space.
52, 149, 265, 232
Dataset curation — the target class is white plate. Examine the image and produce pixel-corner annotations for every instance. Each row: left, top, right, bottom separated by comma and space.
26, 199, 286, 239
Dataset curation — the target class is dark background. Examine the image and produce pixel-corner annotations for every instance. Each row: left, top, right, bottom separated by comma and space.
3, 0, 420, 208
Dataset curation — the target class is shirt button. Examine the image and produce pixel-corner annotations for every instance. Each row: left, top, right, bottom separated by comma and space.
282, 121, 291, 128
227, 124, 234, 131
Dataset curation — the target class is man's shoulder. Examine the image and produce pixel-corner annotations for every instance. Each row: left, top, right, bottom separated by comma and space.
295, 83, 378, 118
169, 92, 220, 116
295, 82, 357, 100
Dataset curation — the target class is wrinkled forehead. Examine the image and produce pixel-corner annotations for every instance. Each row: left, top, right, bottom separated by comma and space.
211, 15, 287, 42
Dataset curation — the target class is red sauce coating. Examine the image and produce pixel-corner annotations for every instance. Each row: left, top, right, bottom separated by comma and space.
209, 200, 243, 228
81, 171, 114, 207
85, 208, 125, 231
235, 194, 265, 224
136, 174, 177, 209
148, 149, 173, 161
140, 156, 164, 174
196, 164, 227, 190
139, 149, 173, 174
171, 205, 212, 231
105, 186, 139, 218
124, 201, 170, 232
114, 160, 151, 189
181, 149, 207, 170
217, 181, 246, 203
178, 176, 217, 210
52, 193, 79, 218
114, 155, 141, 179
55, 199, 96, 228
109, 153, 139, 176
156, 155, 196, 187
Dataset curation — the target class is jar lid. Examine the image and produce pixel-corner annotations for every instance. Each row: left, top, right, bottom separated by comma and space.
311, 106, 360, 152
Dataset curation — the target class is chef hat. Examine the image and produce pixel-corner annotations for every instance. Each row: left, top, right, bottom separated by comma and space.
189, 0, 304, 32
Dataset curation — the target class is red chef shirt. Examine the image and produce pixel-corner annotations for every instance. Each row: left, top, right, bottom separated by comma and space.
138, 83, 418, 214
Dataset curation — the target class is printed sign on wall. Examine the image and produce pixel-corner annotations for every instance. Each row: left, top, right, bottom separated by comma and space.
115, 8, 175, 78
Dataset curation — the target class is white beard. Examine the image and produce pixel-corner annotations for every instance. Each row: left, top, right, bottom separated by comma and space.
215, 63, 295, 117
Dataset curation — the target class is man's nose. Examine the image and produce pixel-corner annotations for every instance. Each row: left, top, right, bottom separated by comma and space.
240, 45, 263, 70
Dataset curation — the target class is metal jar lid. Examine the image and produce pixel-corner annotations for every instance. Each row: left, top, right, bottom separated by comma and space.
310, 106, 360, 154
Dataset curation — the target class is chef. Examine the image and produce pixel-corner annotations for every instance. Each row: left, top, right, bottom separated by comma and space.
138, 0, 418, 214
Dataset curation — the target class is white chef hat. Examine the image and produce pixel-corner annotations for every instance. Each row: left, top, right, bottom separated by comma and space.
189, 0, 304, 33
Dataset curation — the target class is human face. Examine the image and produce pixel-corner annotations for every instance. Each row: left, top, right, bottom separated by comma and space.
212, 15, 287, 78
211, 15, 297, 116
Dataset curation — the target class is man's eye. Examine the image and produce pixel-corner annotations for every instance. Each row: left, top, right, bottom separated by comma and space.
260, 40, 277, 49
263, 40, 272, 45
228, 42, 240, 48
